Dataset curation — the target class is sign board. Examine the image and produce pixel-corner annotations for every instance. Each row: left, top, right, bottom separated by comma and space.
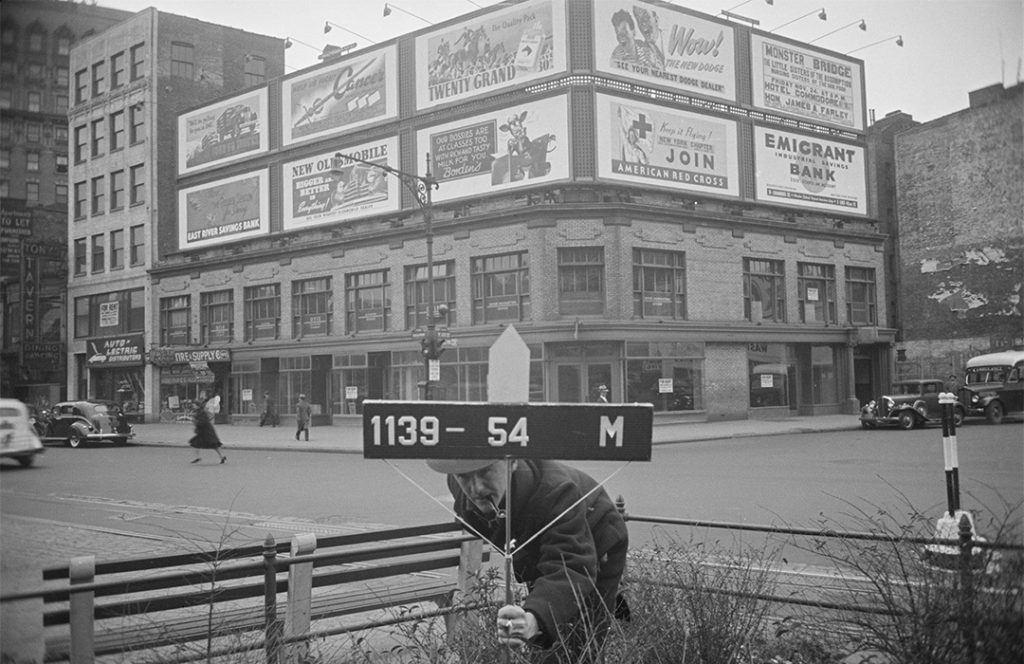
242, 389, 253, 402
363, 400, 653, 461
345, 386, 359, 400
658, 378, 673, 394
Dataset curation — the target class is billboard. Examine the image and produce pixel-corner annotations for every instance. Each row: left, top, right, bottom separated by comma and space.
178, 171, 270, 250
417, 94, 570, 203
750, 34, 865, 132
414, 0, 567, 110
282, 137, 402, 231
178, 89, 269, 175
593, 0, 737, 102
595, 93, 740, 198
281, 46, 399, 146
754, 126, 867, 215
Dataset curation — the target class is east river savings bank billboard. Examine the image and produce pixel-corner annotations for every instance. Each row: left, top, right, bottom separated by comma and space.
414, 0, 568, 111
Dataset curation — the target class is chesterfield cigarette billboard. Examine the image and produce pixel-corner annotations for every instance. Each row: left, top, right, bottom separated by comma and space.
595, 93, 740, 198
417, 94, 570, 203
282, 46, 398, 146
750, 34, 865, 132
178, 89, 269, 175
414, 0, 567, 110
282, 137, 401, 231
178, 171, 270, 250
593, 0, 737, 102
754, 127, 867, 215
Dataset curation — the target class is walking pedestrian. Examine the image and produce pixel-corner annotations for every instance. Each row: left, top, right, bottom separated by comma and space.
260, 391, 278, 427
295, 394, 311, 441
189, 390, 226, 464
427, 457, 629, 662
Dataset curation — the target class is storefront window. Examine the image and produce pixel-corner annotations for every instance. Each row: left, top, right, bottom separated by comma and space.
389, 345, 541, 402
229, 359, 260, 416
748, 343, 795, 408
811, 345, 839, 404
281, 356, 311, 416
333, 353, 368, 414
471, 252, 529, 324
626, 342, 704, 411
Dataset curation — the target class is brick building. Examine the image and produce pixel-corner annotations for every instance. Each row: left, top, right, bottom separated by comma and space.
894, 83, 1024, 377
0, 0, 132, 402
83, 0, 893, 423
64, 7, 284, 419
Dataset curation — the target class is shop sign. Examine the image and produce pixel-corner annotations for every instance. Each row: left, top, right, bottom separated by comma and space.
23, 342, 62, 367
87, 335, 145, 366
173, 349, 231, 363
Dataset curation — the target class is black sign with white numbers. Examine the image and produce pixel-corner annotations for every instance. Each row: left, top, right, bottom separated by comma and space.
362, 400, 653, 461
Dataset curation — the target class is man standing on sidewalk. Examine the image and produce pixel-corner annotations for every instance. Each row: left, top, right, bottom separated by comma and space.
295, 394, 312, 441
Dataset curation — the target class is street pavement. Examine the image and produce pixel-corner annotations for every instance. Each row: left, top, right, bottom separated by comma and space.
125, 411, 859, 453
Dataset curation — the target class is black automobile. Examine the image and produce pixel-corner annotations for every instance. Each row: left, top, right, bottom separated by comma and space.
860, 379, 966, 430
37, 400, 135, 448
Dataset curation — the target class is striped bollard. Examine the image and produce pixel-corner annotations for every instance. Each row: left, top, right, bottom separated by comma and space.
939, 392, 960, 516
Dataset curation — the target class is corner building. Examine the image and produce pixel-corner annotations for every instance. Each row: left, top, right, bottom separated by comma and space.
148, 0, 892, 424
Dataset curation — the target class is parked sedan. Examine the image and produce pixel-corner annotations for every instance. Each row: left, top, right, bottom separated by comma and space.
860, 379, 966, 430
38, 400, 135, 448
0, 399, 45, 467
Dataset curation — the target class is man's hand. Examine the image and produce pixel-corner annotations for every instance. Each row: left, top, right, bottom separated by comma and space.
496, 604, 540, 648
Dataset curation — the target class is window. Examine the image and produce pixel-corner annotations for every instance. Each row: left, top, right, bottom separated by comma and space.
73, 181, 86, 218
55, 182, 67, 205
0, 180, 7, 198
110, 229, 124, 269
109, 110, 124, 151
27, 91, 40, 112
56, 35, 71, 56
74, 296, 89, 337
109, 169, 124, 210
27, 64, 44, 82
91, 118, 104, 157
55, 125, 68, 144
129, 224, 144, 265
405, 262, 455, 329
73, 124, 87, 162
75, 289, 145, 336
129, 103, 145, 143
129, 164, 145, 204
201, 290, 234, 343
130, 43, 146, 80
846, 267, 877, 325
56, 67, 69, 86
26, 151, 39, 172
55, 94, 68, 113
244, 284, 280, 340
90, 233, 104, 273
0, 149, 7, 168
91, 61, 105, 97
797, 263, 837, 324
74, 69, 88, 103
558, 247, 604, 315
26, 181, 39, 202
633, 249, 686, 319
160, 296, 191, 345
110, 51, 125, 88
293, 278, 333, 337
25, 122, 40, 143
170, 42, 194, 79
626, 341, 705, 412
0, 89, 10, 109
244, 55, 266, 86
471, 252, 530, 324
73, 238, 87, 276
1, 25, 14, 47
743, 258, 786, 322
28, 30, 44, 52
345, 270, 390, 334
90, 175, 104, 215
749, 343, 795, 408
56, 153, 67, 173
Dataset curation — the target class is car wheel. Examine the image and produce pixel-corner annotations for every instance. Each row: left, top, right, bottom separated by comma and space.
68, 430, 86, 448
986, 401, 1005, 425
953, 407, 966, 427
18, 456, 34, 468
898, 411, 917, 430
861, 420, 876, 429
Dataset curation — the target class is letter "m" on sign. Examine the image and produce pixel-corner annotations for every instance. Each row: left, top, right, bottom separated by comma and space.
599, 416, 623, 448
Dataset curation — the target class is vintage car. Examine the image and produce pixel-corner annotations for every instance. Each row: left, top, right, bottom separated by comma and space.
860, 379, 966, 430
37, 400, 135, 448
0, 399, 45, 467
960, 350, 1024, 424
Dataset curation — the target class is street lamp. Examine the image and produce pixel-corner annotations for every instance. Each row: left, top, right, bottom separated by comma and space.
808, 19, 866, 45
330, 151, 442, 399
769, 8, 827, 33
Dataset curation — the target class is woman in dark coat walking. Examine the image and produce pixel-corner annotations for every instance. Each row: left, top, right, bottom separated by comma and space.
189, 390, 226, 464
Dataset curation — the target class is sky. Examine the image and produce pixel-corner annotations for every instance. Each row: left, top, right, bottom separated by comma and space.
94, 0, 1022, 124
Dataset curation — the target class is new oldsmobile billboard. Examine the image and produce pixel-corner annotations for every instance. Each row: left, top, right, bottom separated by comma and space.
281, 137, 401, 231
282, 46, 398, 146
593, 0, 737, 102
178, 89, 269, 175
414, 0, 567, 110
754, 126, 867, 215
595, 93, 740, 198
178, 171, 270, 250
417, 94, 570, 203
750, 34, 865, 132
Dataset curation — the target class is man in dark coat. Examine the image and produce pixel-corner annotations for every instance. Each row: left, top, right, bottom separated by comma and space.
427, 457, 628, 660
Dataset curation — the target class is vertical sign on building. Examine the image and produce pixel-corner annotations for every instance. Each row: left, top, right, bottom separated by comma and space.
21, 248, 39, 344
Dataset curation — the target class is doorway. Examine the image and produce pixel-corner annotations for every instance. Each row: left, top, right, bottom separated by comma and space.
311, 355, 332, 425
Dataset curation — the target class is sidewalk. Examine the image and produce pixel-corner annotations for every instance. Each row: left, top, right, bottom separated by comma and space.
125, 412, 858, 453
